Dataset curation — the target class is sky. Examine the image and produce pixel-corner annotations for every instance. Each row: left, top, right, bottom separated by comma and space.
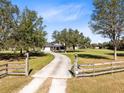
11, 0, 109, 43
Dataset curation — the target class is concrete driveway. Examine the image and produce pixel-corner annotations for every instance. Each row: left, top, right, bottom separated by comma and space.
19, 51, 71, 93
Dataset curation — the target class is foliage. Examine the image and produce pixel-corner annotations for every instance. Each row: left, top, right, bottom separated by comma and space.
118, 37, 124, 50
91, 40, 124, 50
52, 28, 91, 51
0, 0, 47, 53
0, 0, 19, 48
90, 0, 124, 60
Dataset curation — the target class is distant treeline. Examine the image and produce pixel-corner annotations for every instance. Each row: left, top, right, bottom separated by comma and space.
91, 39, 124, 50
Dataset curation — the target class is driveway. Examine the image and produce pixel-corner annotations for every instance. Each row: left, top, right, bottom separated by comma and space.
19, 51, 71, 93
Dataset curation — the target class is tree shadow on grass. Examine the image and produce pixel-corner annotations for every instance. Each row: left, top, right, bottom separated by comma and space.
29, 51, 47, 57
106, 53, 124, 57
78, 54, 110, 59
0, 52, 47, 61
66, 50, 84, 53
0, 53, 24, 61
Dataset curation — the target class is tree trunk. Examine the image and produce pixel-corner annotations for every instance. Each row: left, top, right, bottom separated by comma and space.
114, 46, 117, 60
73, 45, 75, 51
64, 46, 67, 53
20, 48, 23, 55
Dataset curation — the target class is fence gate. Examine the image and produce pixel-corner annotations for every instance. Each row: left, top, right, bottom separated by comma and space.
0, 52, 29, 78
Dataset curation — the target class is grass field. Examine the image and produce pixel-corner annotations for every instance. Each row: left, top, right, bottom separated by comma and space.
66, 49, 124, 93
0, 52, 54, 93
67, 72, 124, 93
66, 49, 124, 64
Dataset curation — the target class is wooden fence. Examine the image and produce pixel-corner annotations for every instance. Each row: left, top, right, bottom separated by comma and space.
0, 64, 8, 78
71, 54, 124, 77
0, 53, 29, 78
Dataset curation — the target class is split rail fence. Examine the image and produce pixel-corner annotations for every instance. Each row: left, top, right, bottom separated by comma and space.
71, 54, 124, 77
0, 53, 29, 78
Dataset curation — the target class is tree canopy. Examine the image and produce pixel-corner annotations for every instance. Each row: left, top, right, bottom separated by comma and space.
0, 0, 47, 53
52, 28, 91, 51
90, 0, 124, 60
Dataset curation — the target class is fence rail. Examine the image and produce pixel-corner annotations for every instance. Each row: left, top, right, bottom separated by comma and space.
0, 64, 8, 78
0, 53, 29, 78
71, 54, 124, 77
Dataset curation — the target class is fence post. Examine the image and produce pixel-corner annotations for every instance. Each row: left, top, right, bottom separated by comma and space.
111, 62, 113, 75
74, 54, 78, 77
93, 64, 95, 77
25, 52, 29, 76
6, 64, 8, 75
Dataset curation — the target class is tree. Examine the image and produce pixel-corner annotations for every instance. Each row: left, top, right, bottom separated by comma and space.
52, 28, 91, 51
0, 0, 19, 49
15, 8, 47, 53
52, 29, 69, 51
0, 0, 47, 54
119, 37, 124, 50
82, 37, 91, 48
68, 29, 80, 50
79, 33, 91, 48
90, 0, 124, 60
52, 30, 60, 43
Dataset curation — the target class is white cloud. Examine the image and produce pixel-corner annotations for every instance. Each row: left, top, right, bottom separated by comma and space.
40, 4, 86, 22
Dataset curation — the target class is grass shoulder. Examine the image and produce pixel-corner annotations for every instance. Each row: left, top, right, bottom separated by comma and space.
65, 49, 124, 93
0, 52, 54, 93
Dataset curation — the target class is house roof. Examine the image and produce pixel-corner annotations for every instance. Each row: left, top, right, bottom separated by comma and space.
45, 43, 63, 47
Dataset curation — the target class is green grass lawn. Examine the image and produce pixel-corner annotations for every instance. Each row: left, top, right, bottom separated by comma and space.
30, 53, 54, 74
0, 52, 54, 93
65, 49, 124, 64
65, 49, 124, 93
